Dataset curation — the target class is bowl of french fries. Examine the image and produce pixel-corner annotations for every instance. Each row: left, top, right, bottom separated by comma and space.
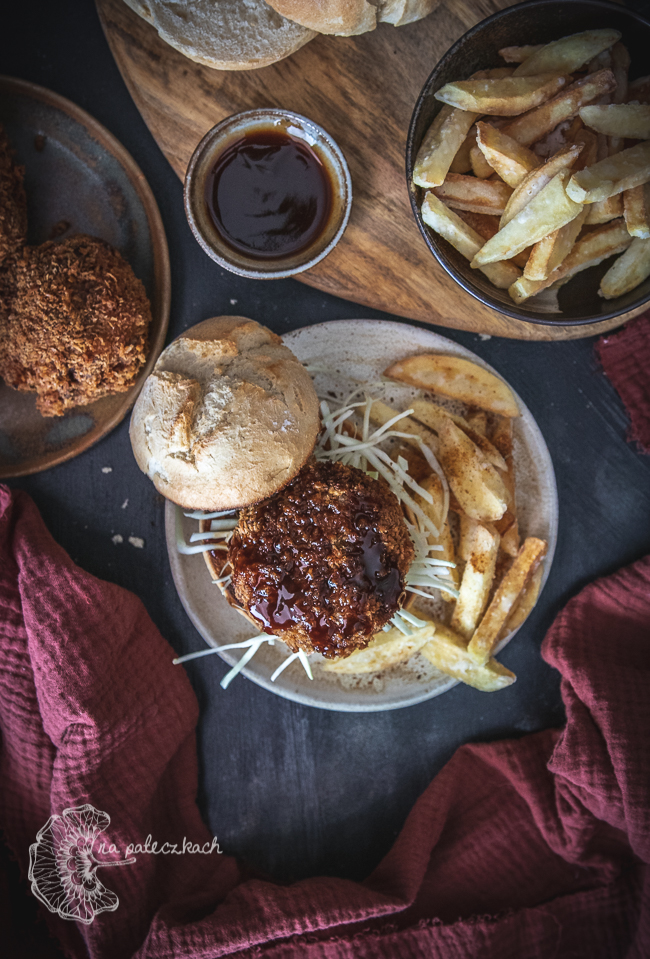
406, 0, 650, 325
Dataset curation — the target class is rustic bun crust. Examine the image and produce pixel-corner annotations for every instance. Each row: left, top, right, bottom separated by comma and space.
129, 316, 320, 510
122, 0, 315, 71
264, 0, 437, 36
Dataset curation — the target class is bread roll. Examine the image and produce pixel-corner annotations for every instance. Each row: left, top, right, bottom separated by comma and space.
122, 0, 315, 71
129, 316, 320, 510
264, 0, 438, 36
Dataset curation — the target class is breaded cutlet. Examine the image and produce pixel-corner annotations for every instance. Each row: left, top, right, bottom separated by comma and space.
0, 124, 27, 265
228, 460, 414, 658
0, 234, 151, 416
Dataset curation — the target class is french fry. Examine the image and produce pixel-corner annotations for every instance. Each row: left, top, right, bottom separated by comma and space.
599, 237, 650, 298
471, 170, 583, 267
470, 138, 495, 179
585, 193, 624, 226
611, 42, 631, 105
432, 173, 513, 215
500, 143, 583, 228
501, 69, 616, 146
577, 122, 624, 225
499, 44, 543, 64
509, 218, 633, 303
513, 29, 621, 77
624, 183, 650, 239
392, 443, 431, 485
524, 206, 589, 280
413, 106, 478, 188
588, 47, 612, 73
414, 474, 459, 601
466, 410, 487, 435
475, 122, 541, 187
420, 193, 521, 289
490, 417, 519, 557
500, 565, 543, 637
579, 104, 650, 139
436, 419, 510, 523
489, 414, 513, 461
451, 522, 500, 639
434, 74, 570, 116
449, 129, 474, 174
408, 398, 507, 470
420, 622, 516, 692
366, 398, 439, 452
567, 142, 650, 204
456, 209, 500, 240
321, 623, 435, 674
456, 210, 531, 268
385, 353, 520, 417
468, 537, 548, 665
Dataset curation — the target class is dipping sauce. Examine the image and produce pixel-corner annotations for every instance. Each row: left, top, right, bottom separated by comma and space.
204, 128, 333, 260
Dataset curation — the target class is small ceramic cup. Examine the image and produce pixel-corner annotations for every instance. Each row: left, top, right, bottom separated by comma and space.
184, 108, 352, 279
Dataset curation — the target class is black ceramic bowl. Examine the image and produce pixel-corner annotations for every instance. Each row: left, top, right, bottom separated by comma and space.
406, 0, 650, 327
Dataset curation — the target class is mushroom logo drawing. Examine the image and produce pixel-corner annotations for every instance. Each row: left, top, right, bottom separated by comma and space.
28, 804, 135, 924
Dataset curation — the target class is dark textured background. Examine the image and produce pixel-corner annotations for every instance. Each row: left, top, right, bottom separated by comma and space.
2, 1, 650, 930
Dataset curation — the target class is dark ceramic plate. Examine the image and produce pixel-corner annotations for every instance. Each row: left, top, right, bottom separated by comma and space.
406, 0, 650, 327
0, 76, 170, 477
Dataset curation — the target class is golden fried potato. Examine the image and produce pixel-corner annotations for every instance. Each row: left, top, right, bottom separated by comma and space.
413, 106, 478, 188
498, 44, 543, 64
432, 172, 513, 215
435, 74, 570, 116
475, 122, 541, 187
451, 522, 500, 639
599, 237, 650, 298
385, 353, 519, 417
566, 142, 650, 204
321, 624, 435, 674
420, 193, 521, 289
501, 69, 616, 146
509, 218, 632, 303
472, 170, 582, 267
513, 29, 620, 77
408, 398, 507, 470
420, 622, 516, 691
579, 104, 650, 139
468, 537, 548, 665
436, 419, 510, 523
624, 183, 650, 239
500, 143, 583, 228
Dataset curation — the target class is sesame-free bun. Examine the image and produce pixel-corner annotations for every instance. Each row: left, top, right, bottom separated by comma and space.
122, 0, 315, 71
129, 316, 320, 510
263, 0, 438, 36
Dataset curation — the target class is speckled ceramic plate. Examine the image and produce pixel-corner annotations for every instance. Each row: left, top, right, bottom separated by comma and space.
0, 76, 170, 478
166, 320, 558, 712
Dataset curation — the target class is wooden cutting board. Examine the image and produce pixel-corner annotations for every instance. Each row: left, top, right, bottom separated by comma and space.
96, 0, 642, 340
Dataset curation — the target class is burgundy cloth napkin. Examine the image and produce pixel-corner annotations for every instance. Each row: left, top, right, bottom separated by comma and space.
0, 483, 648, 959
597, 310, 650, 454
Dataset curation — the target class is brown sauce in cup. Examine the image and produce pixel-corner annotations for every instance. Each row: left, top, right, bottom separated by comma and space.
204, 128, 333, 260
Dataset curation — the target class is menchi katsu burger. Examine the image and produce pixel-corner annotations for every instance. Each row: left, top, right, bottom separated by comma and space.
130, 316, 454, 686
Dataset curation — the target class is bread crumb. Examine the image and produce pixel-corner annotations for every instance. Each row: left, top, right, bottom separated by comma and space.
121, 498, 129, 509
102, 466, 112, 473
128, 536, 144, 549
478, 334, 492, 341
229, 298, 237, 305
112, 534, 123, 545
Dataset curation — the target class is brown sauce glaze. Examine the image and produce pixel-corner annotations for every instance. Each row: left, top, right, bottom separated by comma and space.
227, 461, 413, 658
204, 129, 333, 261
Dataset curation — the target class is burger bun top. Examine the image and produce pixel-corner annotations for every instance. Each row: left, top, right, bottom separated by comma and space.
129, 316, 320, 510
